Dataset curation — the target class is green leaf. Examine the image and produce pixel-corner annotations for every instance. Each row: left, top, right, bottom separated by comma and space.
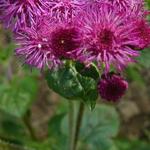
75, 62, 100, 80
0, 76, 38, 118
48, 114, 68, 150
115, 139, 150, 150
46, 66, 83, 100
0, 112, 27, 149
26, 141, 52, 150
0, 111, 27, 141
77, 73, 98, 110
46, 65, 98, 109
61, 104, 120, 150
0, 139, 28, 150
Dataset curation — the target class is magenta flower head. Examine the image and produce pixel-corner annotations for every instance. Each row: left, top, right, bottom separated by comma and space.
49, 0, 84, 22
108, 0, 144, 12
15, 15, 82, 70
76, 4, 140, 72
98, 72, 128, 102
0, 0, 50, 30
108, 0, 130, 10
133, 19, 150, 49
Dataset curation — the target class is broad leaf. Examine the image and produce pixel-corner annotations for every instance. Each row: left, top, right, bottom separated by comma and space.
46, 65, 98, 109
48, 114, 68, 150
0, 76, 38, 117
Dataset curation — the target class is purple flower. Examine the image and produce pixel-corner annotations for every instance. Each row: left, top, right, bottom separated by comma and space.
48, 0, 84, 22
15, 15, 82, 69
108, 0, 144, 12
0, 0, 50, 30
133, 19, 150, 49
126, 6, 150, 49
76, 4, 140, 72
98, 72, 128, 102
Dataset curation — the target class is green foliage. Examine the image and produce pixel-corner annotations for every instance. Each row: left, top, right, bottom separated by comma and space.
0, 113, 25, 140
0, 43, 15, 62
0, 140, 26, 150
125, 65, 144, 85
61, 104, 120, 150
137, 49, 150, 68
146, 0, 150, 9
48, 113, 68, 150
0, 76, 38, 118
0, 111, 32, 150
46, 64, 98, 109
115, 139, 150, 150
75, 62, 100, 80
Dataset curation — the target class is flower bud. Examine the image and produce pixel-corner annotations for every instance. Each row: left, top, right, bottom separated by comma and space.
98, 73, 128, 102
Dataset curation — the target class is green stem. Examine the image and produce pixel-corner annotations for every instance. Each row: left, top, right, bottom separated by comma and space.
23, 112, 37, 141
72, 102, 85, 150
69, 101, 75, 150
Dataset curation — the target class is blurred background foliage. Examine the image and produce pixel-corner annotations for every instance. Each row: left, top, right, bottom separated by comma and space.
0, 1, 150, 150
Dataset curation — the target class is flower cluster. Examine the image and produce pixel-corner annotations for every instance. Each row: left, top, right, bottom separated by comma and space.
1, 0, 150, 101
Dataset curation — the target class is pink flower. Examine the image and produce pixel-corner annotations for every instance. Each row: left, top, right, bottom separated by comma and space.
98, 72, 128, 102
48, 0, 84, 22
76, 4, 140, 72
108, 0, 144, 12
133, 19, 150, 49
15, 15, 82, 69
0, 0, 50, 30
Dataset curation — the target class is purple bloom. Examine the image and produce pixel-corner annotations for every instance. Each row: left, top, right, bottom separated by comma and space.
98, 72, 128, 102
76, 4, 140, 72
108, 0, 144, 12
133, 19, 150, 49
15, 15, 82, 69
48, 0, 84, 22
126, 5, 150, 49
111, 0, 131, 9
0, 0, 50, 30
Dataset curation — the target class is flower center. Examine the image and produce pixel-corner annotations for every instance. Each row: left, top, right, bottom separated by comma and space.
51, 28, 80, 57
98, 29, 114, 49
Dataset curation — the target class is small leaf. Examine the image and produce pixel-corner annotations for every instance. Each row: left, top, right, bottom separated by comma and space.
76, 74, 98, 110
75, 62, 100, 80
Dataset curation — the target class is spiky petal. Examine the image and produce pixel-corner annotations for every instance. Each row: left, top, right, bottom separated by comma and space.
48, 0, 84, 22
108, 0, 144, 12
0, 0, 50, 30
